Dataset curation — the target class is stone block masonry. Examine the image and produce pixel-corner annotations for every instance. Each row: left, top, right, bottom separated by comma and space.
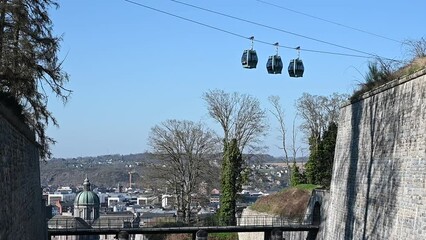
0, 103, 47, 240
323, 69, 426, 239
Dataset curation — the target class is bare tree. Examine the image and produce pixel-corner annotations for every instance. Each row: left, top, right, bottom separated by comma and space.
324, 93, 349, 124
203, 90, 267, 224
296, 93, 325, 147
268, 95, 289, 164
203, 89, 268, 153
290, 114, 302, 162
295, 92, 348, 147
405, 37, 426, 58
269, 96, 302, 187
148, 119, 218, 223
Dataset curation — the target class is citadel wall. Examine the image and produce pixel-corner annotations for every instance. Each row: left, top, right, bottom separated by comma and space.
0, 103, 47, 240
323, 69, 426, 239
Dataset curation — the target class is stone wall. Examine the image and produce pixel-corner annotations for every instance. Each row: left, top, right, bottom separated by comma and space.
238, 208, 270, 240
0, 103, 47, 239
323, 69, 426, 239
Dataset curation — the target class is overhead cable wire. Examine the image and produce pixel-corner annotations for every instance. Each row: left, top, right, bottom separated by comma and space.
123, 0, 247, 40
255, 0, 405, 45
123, 0, 391, 60
253, 38, 371, 59
169, 0, 397, 60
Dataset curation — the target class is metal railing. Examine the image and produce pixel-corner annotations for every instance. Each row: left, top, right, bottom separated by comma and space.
48, 215, 311, 230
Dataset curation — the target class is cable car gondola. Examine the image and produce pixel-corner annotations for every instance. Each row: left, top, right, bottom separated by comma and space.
242, 49, 258, 69
288, 47, 304, 77
241, 36, 258, 69
266, 42, 283, 74
266, 55, 283, 74
288, 59, 304, 77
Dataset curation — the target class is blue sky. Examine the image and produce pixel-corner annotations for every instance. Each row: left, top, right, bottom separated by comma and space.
46, 0, 425, 158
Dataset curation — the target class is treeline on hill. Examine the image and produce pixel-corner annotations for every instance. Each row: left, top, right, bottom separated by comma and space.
39, 152, 292, 189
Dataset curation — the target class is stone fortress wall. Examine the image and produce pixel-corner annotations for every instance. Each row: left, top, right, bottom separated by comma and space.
0, 103, 47, 239
323, 69, 426, 239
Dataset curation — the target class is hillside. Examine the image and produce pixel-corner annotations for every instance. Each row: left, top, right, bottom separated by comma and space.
250, 184, 321, 220
40, 153, 288, 190
40, 153, 156, 189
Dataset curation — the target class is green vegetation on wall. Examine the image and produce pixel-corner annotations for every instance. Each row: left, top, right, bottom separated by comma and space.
351, 38, 426, 101
218, 139, 243, 225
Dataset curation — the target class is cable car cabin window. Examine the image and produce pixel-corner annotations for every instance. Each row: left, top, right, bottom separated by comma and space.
241, 51, 247, 63
288, 59, 304, 77
241, 50, 258, 69
266, 55, 283, 74
250, 52, 258, 62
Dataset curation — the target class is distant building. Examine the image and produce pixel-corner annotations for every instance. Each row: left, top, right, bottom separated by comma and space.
54, 200, 74, 216
137, 195, 158, 205
107, 197, 120, 208
56, 186, 74, 194
161, 194, 174, 208
48, 188, 76, 208
48, 194, 63, 206
50, 177, 101, 240
210, 189, 220, 204
49, 178, 169, 240
74, 177, 100, 223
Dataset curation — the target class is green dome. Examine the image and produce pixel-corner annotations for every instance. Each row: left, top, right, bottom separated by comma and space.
74, 178, 100, 206
74, 191, 100, 206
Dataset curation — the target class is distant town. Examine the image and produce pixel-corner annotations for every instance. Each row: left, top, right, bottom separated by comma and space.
41, 152, 307, 237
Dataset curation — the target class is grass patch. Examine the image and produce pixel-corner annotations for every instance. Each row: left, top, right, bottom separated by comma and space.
209, 232, 238, 240
294, 184, 322, 191
394, 57, 426, 77
250, 184, 320, 220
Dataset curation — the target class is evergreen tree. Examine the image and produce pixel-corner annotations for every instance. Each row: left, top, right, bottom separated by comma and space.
0, 0, 70, 159
290, 161, 305, 186
316, 122, 338, 187
219, 139, 242, 225
304, 123, 338, 187
304, 134, 320, 184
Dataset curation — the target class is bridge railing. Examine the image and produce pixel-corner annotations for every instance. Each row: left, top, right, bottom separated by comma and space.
48, 215, 310, 230
236, 215, 305, 226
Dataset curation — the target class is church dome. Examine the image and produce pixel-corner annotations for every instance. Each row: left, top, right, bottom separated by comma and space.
74, 178, 100, 206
